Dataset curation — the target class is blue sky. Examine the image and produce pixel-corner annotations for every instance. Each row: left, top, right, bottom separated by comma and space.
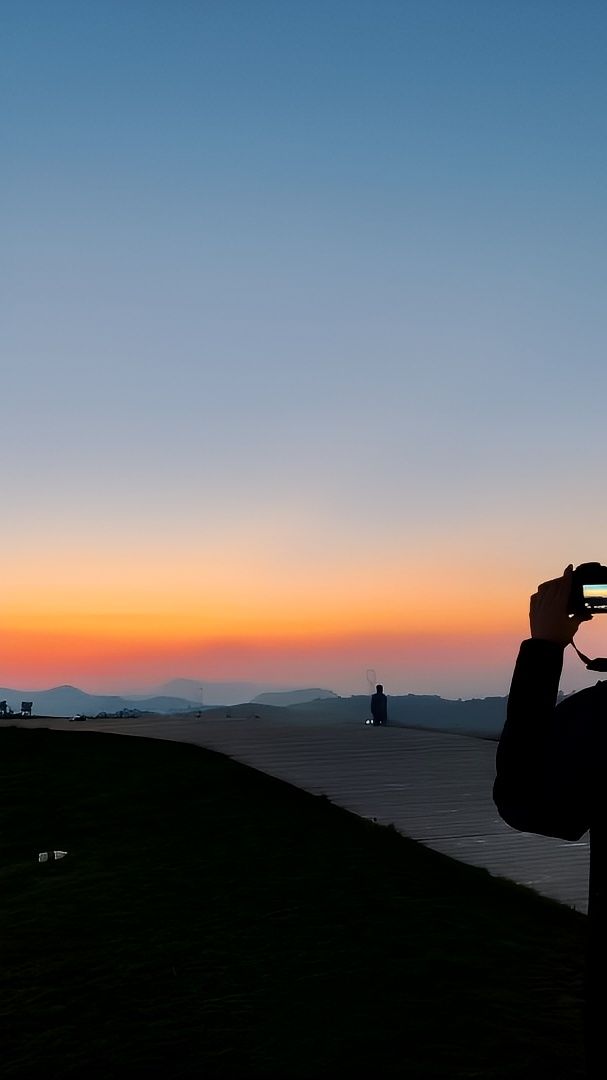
3, 1, 607, 695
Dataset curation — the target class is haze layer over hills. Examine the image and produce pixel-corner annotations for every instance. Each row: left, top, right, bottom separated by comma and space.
0, 682, 516, 739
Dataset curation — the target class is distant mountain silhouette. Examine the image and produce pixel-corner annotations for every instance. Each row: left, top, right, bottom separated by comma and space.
151, 679, 297, 705
1, 682, 517, 737
252, 689, 338, 706
0, 684, 200, 718
283, 694, 508, 739
189, 692, 509, 739
373, 693, 507, 738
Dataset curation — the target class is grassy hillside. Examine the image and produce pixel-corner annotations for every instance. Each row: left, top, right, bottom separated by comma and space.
0, 727, 586, 1078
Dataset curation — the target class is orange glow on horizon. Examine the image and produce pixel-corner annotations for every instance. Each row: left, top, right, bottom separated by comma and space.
0, 620, 525, 693
3, 576, 524, 640
1, 537, 533, 692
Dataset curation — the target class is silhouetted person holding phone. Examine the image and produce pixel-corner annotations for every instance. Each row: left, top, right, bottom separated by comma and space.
494, 564, 603, 1078
371, 684, 388, 726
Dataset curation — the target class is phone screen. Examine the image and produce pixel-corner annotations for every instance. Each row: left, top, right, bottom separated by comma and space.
582, 583, 607, 612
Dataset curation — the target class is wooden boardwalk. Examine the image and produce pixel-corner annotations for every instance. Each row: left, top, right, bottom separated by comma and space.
6, 713, 590, 913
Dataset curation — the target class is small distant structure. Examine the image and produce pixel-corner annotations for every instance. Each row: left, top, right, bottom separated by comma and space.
20, 701, 33, 717
0, 700, 8, 716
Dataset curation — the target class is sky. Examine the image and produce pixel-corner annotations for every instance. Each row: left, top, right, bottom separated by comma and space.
3, 1, 607, 697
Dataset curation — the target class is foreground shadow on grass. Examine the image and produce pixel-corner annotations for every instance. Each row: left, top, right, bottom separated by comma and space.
0, 727, 586, 1078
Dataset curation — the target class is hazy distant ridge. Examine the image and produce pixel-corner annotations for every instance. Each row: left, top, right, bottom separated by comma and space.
1, 683, 510, 736
151, 679, 302, 705
0, 685, 200, 717
253, 689, 338, 706
285, 693, 508, 739
380, 693, 507, 738
0, 682, 340, 718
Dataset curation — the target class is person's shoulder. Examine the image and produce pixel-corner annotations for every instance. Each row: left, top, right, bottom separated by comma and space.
557, 680, 607, 715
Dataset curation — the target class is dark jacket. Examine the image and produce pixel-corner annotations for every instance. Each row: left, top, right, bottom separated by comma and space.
370, 691, 387, 725
494, 638, 606, 1075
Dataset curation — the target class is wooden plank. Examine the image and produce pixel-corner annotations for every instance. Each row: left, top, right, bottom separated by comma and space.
4, 714, 590, 913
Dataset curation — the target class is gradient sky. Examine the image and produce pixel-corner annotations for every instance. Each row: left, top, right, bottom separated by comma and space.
3, 1, 607, 697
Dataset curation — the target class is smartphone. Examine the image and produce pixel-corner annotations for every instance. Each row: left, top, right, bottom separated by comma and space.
582, 583, 607, 613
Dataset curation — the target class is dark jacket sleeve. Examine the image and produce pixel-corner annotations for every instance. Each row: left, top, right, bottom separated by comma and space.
493, 639, 592, 841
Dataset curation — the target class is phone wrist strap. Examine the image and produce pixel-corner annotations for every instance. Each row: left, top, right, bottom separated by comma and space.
571, 642, 607, 671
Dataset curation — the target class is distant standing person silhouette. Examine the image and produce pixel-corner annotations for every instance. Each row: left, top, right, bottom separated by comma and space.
371, 684, 388, 726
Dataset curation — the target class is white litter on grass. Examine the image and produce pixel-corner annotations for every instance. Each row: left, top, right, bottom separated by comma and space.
38, 851, 68, 863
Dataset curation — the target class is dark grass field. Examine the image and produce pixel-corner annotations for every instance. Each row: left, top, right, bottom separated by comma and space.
0, 726, 587, 1078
